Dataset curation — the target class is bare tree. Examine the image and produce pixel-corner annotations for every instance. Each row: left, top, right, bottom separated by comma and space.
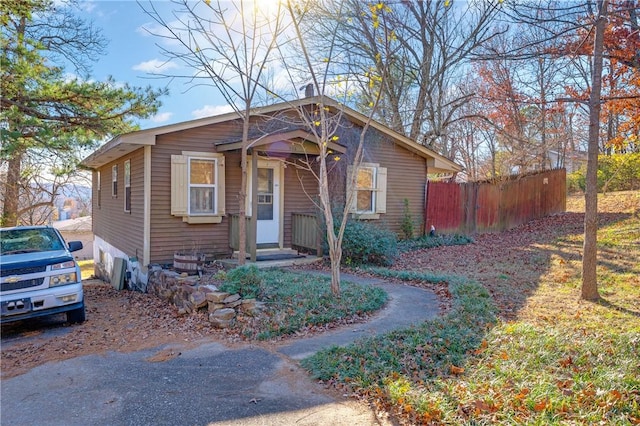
273, 0, 390, 295
299, 0, 500, 157
140, 0, 287, 264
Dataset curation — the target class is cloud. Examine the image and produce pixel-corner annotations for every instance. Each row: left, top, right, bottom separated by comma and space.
192, 104, 235, 119
150, 112, 173, 123
132, 59, 179, 73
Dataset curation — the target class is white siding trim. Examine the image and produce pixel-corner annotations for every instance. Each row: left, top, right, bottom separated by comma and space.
143, 145, 151, 270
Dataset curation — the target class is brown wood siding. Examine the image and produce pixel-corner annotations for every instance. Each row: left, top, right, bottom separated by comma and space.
283, 162, 318, 246
149, 124, 244, 265
329, 127, 427, 237
92, 148, 145, 259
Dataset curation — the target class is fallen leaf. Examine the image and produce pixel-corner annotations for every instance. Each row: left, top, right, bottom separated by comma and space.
559, 356, 573, 367
533, 398, 548, 411
514, 388, 530, 400
450, 365, 465, 375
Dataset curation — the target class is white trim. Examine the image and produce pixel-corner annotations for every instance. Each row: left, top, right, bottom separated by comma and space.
246, 156, 284, 247
143, 145, 151, 270
187, 156, 218, 216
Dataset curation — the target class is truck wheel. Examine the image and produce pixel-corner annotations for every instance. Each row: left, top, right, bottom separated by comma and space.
67, 304, 86, 324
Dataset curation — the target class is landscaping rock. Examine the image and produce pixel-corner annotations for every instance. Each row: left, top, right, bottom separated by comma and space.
225, 299, 242, 309
148, 270, 256, 328
239, 299, 256, 311
189, 292, 207, 309
208, 302, 225, 312
206, 292, 230, 303
211, 308, 236, 321
223, 294, 241, 304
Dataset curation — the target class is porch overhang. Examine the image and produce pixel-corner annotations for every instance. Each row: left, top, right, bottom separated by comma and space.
216, 129, 346, 155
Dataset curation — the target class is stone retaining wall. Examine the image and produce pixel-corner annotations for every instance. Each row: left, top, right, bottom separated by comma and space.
147, 267, 263, 328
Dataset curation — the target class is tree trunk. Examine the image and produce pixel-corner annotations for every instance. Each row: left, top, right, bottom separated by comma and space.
1, 152, 23, 227
582, 0, 607, 301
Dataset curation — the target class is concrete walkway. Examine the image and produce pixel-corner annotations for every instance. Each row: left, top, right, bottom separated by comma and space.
1, 272, 440, 426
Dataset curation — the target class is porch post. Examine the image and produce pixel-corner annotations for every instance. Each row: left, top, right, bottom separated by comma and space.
249, 150, 258, 262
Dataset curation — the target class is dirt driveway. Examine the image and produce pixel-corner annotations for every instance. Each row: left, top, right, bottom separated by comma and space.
1, 280, 227, 379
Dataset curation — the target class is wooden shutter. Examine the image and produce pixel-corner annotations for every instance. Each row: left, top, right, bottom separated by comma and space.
171, 155, 188, 215
375, 167, 387, 214
346, 165, 357, 213
217, 155, 225, 216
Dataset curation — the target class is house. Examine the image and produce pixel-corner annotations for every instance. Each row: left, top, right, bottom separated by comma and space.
80, 96, 462, 287
546, 149, 587, 173
53, 216, 93, 260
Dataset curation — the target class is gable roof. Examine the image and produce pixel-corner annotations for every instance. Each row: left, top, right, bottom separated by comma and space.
80, 96, 462, 173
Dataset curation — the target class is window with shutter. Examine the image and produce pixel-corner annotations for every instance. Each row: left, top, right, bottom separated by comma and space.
171, 152, 225, 224
347, 163, 387, 219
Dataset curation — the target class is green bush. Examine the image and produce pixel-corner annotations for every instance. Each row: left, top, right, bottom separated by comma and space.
339, 220, 398, 266
400, 198, 414, 240
567, 153, 640, 193
567, 169, 586, 193
219, 265, 265, 298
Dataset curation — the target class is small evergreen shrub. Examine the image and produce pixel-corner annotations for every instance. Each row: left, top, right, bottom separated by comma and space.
340, 220, 398, 266
400, 198, 414, 240
219, 265, 265, 298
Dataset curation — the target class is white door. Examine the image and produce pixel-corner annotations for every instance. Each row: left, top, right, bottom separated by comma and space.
255, 164, 281, 245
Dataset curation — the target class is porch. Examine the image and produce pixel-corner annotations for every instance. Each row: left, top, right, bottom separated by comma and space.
225, 212, 324, 269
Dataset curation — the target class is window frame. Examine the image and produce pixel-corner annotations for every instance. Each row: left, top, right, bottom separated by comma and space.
354, 165, 377, 214
124, 159, 131, 213
112, 164, 118, 197
171, 152, 226, 224
187, 156, 218, 216
96, 171, 101, 209
347, 162, 387, 220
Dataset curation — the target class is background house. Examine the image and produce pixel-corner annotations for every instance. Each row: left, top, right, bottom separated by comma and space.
81, 97, 462, 288
53, 216, 93, 260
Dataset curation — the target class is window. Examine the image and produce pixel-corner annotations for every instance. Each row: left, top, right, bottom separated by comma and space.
171, 152, 226, 224
112, 165, 118, 197
124, 159, 131, 213
96, 171, 101, 208
188, 158, 215, 214
347, 163, 387, 219
356, 166, 376, 213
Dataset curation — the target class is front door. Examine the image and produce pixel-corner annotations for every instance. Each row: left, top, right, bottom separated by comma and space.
255, 164, 281, 245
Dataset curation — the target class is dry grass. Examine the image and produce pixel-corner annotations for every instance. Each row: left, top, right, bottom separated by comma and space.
306, 190, 640, 425
77, 259, 95, 280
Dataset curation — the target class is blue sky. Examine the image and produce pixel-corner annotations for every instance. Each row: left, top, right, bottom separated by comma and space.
81, 1, 233, 129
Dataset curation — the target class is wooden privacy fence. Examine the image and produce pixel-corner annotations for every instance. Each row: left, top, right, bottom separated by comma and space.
425, 169, 566, 234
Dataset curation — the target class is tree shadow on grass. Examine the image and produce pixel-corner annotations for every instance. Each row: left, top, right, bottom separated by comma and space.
302, 208, 639, 424
595, 297, 640, 318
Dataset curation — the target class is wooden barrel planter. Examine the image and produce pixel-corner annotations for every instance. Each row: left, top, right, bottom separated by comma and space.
173, 252, 206, 274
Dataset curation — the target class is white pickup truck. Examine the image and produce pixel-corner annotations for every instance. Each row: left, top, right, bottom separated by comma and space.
1, 225, 85, 324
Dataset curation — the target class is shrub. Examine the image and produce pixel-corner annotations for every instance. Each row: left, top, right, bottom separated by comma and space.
567, 153, 640, 193
400, 198, 414, 240
219, 265, 264, 298
339, 219, 398, 266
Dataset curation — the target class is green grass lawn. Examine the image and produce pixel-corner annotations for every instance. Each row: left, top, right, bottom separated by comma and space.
303, 191, 640, 425
218, 266, 388, 340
